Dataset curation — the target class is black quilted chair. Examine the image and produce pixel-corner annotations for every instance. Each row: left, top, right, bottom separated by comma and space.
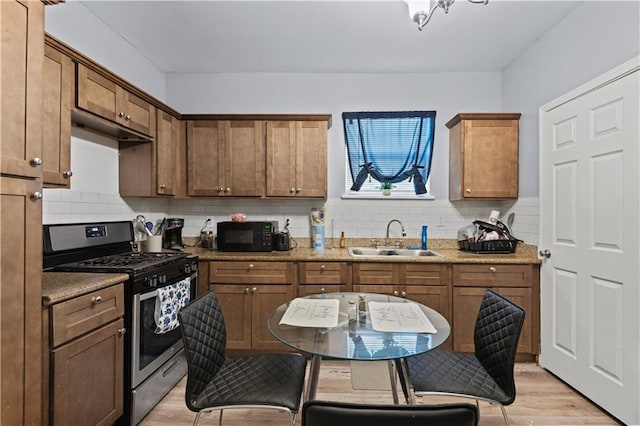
402, 289, 525, 426
177, 291, 307, 426
302, 400, 479, 426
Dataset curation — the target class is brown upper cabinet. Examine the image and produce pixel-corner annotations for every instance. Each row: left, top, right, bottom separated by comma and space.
119, 109, 186, 197
187, 120, 264, 197
266, 121, 328, 198
1, 1, 44, 178
76, 63, 156, 138
42, 43, 73, 187
447, 113, 521, 200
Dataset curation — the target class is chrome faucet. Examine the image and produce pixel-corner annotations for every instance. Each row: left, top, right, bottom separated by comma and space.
385, 219, 406, 246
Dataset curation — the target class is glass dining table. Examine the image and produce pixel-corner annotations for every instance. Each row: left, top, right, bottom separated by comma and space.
267, 292, 450, 403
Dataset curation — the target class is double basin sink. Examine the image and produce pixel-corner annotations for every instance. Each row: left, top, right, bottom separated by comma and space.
348, 247, 442, 258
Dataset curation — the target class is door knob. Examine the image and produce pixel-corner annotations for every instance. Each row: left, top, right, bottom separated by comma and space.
539, 249, 551, 259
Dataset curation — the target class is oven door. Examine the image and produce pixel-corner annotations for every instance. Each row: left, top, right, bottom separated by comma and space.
131, 271, 196, 388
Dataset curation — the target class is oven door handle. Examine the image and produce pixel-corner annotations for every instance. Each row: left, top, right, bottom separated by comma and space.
136, 272, 197, 303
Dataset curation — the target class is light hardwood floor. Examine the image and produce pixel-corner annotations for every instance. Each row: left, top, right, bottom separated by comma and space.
140, 361, 621, 426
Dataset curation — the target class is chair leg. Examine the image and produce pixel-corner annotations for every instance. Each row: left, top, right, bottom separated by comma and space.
290, 412, 297, 426
387, 360, 399, 404
219, 409, 224, 426
499, 404, 510, 426
193, 412, 202, 426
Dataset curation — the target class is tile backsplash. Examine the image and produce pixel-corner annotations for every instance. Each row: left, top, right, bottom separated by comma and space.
43, 190, 539, 245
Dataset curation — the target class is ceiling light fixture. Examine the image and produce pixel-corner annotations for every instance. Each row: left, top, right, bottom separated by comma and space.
405, 0, 489, 31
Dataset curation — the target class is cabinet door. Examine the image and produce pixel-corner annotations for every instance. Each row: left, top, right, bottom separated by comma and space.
295, 121, 327, 197
1, 0, 44, 178
119, 88, 155, 137
225, 120, 264, 196
402, 263, 450, 286
1, 175, 43, 425
352, 284, 397, 296
252, 285, 296, 350
212, 285, 252, 350
77, 64, 119, 123
52, 319, 124, 426
452, 287, 532, 355
156, 110, 176, 195
265, 121, 296, 196
42, 44, 73, 187
461, 118, 518, 198
405, 285, 452, 350
187, 120, 225, 196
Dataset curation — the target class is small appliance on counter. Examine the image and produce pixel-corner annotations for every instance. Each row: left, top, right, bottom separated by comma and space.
217, 220, 278, 252
273, 219, 291, 251
162, 218, 185, 251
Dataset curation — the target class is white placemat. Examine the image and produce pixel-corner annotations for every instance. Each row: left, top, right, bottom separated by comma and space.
368, 301, 437, 333
279, 298, 340, 328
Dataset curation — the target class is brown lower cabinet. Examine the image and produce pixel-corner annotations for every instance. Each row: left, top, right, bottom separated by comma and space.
43, 284, 125, 425
451, 264, 540, 361
209, 261, 295, 350
207, 259, 539, 359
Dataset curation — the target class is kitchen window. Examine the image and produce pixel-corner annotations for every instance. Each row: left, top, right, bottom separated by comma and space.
342, 111, 436, 199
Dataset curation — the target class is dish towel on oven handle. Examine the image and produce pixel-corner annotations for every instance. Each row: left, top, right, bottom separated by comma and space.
154, 277, 191, 334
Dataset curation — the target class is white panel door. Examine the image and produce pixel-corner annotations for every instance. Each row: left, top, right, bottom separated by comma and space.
539, 59, 639, 425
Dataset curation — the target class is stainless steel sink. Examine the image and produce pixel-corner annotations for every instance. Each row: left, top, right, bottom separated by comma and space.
348, 247, 442, 257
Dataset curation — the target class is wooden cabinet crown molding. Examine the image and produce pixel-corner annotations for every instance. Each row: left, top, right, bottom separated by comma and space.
445, 113, 522, 129
183, 114, 332, 128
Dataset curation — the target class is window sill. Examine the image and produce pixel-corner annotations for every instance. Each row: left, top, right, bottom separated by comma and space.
341, 192, 436, 200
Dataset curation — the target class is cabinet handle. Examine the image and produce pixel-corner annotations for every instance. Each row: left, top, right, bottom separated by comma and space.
30, 157, 42, 166
248, 263, 254, 269
225, 187, 230, 193
244, 288, 250, 294
63, 170, 73, 178
91, 295, 103, 304
159, 184, 166, 189
401, 291, 407, 298
218, 187, 225, 192
296, 188, 301, 193
320, 288, 326, 294
251, 287, 257, 294
489, 266, 497, 273
320, 265, 325, 271
125, 114, 131, 121
118, 328, 127, 336
393, 290, 399, 296
290, 188, 296, 193
118, 111, 125, 118
30, 192, 43, 201
465, 188, 471, 193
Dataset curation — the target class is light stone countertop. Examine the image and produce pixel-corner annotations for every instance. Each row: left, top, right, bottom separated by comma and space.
41, 239, 539, 305
42, 272, 129, 307
187, 238, 540, 264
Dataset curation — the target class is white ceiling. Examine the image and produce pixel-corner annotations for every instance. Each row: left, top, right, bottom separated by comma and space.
79, 0, 581, 74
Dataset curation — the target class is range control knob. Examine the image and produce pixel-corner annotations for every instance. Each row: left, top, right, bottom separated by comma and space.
182, 264, 191, 274
147, 275, 158, 288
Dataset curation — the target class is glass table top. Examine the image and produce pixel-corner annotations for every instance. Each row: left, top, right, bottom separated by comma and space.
267, 292, 451, 361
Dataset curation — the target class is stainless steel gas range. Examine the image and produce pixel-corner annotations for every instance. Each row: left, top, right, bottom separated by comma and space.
43, 221, 198, 425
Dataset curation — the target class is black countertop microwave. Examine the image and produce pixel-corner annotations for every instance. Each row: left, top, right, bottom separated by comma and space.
216, 221, 278, 252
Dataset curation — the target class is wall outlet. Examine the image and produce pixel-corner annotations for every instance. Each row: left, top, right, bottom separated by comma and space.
438, 214, 446, 227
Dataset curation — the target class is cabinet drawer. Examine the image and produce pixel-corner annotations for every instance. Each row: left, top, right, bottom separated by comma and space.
210, 261, 291, 284
402, 263, 450, 286
352, 263, 396, 284
51, 284, 124, 347
452, 264, 532, 287
299, 262, 349, 285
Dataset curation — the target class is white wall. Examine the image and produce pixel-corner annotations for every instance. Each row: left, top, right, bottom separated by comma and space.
45, 1, 167, 101
48, 2, 640, 245
502, 1, 640, 198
